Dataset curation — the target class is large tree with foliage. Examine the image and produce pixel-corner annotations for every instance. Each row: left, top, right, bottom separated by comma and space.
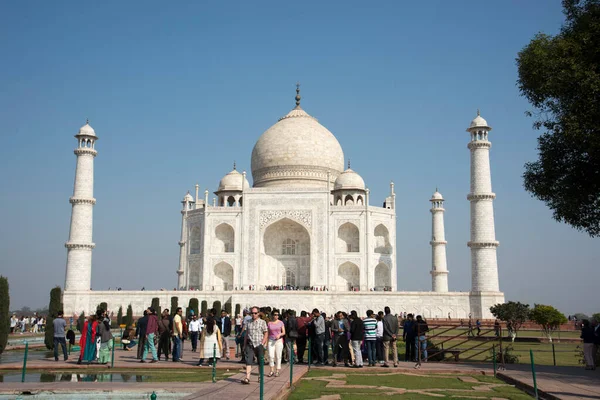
170, 297, 178, 317
117, 306, 123, 325
0, 276, 9, 355
517, 0, 600, 236
124, 304, 133, 326
529, 304, 568, 342
490, 302, 530, 337
188, 298, 199, 317
44, 287, 63, 350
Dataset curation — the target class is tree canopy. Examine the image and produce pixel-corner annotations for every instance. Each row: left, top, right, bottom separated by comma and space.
517, 0, 600, 237
490, 301, 530, 333
529, 304, 568, 342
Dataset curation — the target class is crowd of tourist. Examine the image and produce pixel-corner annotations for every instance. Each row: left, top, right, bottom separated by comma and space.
9, 314, 46, 333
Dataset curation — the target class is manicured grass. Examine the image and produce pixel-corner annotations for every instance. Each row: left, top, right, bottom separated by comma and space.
288, 370, 532, 400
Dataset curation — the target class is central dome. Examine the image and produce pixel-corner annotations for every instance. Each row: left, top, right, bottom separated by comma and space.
251, 105, 345, 188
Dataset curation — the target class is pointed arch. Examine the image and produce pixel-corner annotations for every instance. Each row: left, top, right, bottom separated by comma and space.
338, 262, 360, 291
337, 222, 359, 253
374, 262, 391, 289
214, 223, 234, 253
374, 224, 392, 254
214, 262, 233, 290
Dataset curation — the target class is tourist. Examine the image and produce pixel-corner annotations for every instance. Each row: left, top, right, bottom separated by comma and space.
172, 307, 183, 362
267, 310, 285, 377
198, 316, 222, 366
311, 308, 325, 365
78, 313, 99, 364
121, 325, 137, 351
468, 317, 474, 337
53, 311, 68, 362
141, 307, 158, 363
363, 310, 377, 366
382, 306, 399, 367
189, 314, 201, 352
581, 320, 596, 370
295, 311, 311, 364
285, 310, 298, 364
157, 309, 171, 361
476, 319, 481, 336
241, 306, 268, 384
349, 310, 364, 368
98, 310, 114, 365
38, 316, 45, 333
217, 310, 232, 360
331, 311, 350, 367
403, 314, 416, 362
322, 312, 331, 365
135, 310, 149, 360
414, 315, 429, 362
376, 312, 384, 365
235, 313, 243, 335
494, 319, 500, 337
10, 314, 17, 333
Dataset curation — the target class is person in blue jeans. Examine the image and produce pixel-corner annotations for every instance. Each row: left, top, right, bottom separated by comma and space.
53, 311, 68, 361
414, 315, 429, 362
172, 307, 184, 361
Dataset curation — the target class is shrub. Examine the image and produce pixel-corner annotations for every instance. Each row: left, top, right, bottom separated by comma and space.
213, 301, 222, 316
0, 276, 9, 355
124, 304, 133, 326
171, 297, 178, 317
117, 306, 123, 325
99, 302, 108, 313
151, 298, 160, 314
224, 301, 232, 315
490, 344, 519, 364
201, 300, 208, 316
44, 286, 63, 350
235, 304, 241, 318
77, 312, 85, 333
189, 298, 199, 317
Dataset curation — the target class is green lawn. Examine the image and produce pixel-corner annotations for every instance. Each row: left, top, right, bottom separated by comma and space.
288, 370, 532, 400
395, 338, 581, 366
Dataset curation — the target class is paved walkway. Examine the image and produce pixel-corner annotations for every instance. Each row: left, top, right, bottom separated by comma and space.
498, 364, 600, 399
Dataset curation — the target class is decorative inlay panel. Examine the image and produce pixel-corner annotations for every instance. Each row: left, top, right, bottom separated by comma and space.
259, 210, 312, 230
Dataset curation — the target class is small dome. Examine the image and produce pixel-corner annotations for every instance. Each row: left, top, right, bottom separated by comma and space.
183, 192, 194, 202
76, 121, 97, 138
431, 191, 443, 200
467, 110, 491, 131
217, 168, 250, 192
334, 168, 365, 191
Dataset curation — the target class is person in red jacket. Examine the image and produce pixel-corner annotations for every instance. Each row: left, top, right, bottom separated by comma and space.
295, 311, 312, 364
78, 312, 99, 364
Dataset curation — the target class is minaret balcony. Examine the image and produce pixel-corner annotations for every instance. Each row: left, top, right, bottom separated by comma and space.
74, 148, 98, 157
65, 242, 95, 250
429, 240, 447, 245
467, 241, 499, 248
69, 197, 96, 205
466, 193, 496, 201
467, 141, 492, 150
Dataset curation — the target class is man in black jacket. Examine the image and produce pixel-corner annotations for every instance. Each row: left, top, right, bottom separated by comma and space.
382, 306, 399, 367
135, 310, 149, 360
349, 310, 364, 368
217, 310, 232, 360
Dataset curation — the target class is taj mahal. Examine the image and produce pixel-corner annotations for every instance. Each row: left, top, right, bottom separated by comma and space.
62, 86, 504, 319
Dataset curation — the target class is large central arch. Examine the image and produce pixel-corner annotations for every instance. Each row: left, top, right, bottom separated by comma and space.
261, 218, 310, 288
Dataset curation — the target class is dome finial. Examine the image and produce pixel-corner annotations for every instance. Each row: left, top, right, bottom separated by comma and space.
86, 117, 89, 124
436, 186, 438, 192
295, 82, 301, 108
233, 161, 236, 170
347, 159, 351, 169
476, 108, 480, 117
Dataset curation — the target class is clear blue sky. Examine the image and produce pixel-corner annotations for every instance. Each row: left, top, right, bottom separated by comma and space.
1, 1, 597, 315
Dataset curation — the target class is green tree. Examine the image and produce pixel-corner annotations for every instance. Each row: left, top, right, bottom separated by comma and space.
213, 301, 222, 316
170, 297, 178, 317
44, 286, 63, 350
529, 304, 568, 342
117, 306, 123, 325
201, 300, 208, 316
97, 302, 107, 313
151, 298, 160, 314
77, 312, 85, 333
224, 301, 232, 315
188, 298, 199, 317
517, 0, 600, 237
124, 304, 133, 326
592, 313, 600, 322
490, 301, 530, 338
0, 276, 9, 355
234, 304, 241, 318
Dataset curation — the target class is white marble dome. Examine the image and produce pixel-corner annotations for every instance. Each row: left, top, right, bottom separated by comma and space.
183, 192, 194, 202
431, 191, 443, 200
251, 106, 345, 188
334, 168, 365, 190
76, 122, 97, 137
217, 168, 249, 192
467, 111, 491, 131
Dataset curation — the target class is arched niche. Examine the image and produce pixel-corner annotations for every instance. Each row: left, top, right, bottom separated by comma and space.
338, 262, 360, 291
337, 222, 359, 253
374, 262, 391, 289
214, 223, 234, 253
374, 224, 392, 254
262, 218, 310, 288
214, 262, 233, 291
344, 194, 354, 206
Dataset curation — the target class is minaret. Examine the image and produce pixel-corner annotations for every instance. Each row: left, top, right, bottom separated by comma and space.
430, 189, 448, 292
467, 111, 500, 292
177, 192, 194, 289
64, 121, 98, 292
